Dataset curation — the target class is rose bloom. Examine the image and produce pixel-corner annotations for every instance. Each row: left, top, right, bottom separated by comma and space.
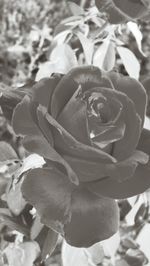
5, 66, 150, 247
95, 0, 150, 24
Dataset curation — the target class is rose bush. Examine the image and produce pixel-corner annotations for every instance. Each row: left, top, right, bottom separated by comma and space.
3, 66, 150, 247
95, 0, 150, 24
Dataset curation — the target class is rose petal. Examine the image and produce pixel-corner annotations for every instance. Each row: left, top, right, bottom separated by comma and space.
87, 91, 123, 138
23, 135, 79, 185
64, 150, 148, 183
63, 155, 110, 182
32, 76, 61, 109
93, 121, 126, 148
95, 0, 127, 24
50, 66, 112, 118
142, 77, 150, 94
12, 96, 39, 136
64, 155, 135, 183
36, 105, 54, 146
50, 76, 78, 118
22, 168, 74, 234
37, 105, 117, 163
85, 161, 150, 199
91, 87, 142, 160
138, 128, 150, 155
64, 188, 119, 247
58, 85, 91, 144
108, 72, 147, 125
84, 127, 150, 199
113, 0, 147, 19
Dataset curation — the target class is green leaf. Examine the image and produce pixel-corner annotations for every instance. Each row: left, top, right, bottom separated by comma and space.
54, 24, 71, 36
0, 176, 7, 196
6, 180, 26, 216
36, 44, 78, 81
101, 232, 120, 259
4, 241, 40, 266
76, 32, 94, 64
68, 1, 84, 16
50, 43, 78, 71
117, 46, 140, 79
0, 214, 30, 236
116, 260, 130, 266
0, 142, 17, 161
127, 22, 146, 57
136, 224, 150, 262
93, 40, 116, 71
62, 241, 104, 266
30, 213, 44, 240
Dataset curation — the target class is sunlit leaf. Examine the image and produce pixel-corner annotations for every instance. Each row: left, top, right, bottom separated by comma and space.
30, 213, 44, 240
93, 40, 116, 71
144, 116, 150, 130
76, 32, 94, 64
101, 232, 120, 259
50, 43, 78, 70
36, 44, 78, 81
126, 196, 145, 226
127, 21, 146, 57
54, 24, 71, 37
117, 46, 140, 79
13, 154, 45, 182
116, 259, 130, 266
4, 241, 40, 266
62, 241, 104, 266
136, 223, 150, 261
0, 142, 17, 162
6, 180, 26, 216
68, 1, 84, 16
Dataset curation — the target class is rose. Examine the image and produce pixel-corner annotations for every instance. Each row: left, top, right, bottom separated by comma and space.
8, 66, 150, 248
95, 0, 150, 24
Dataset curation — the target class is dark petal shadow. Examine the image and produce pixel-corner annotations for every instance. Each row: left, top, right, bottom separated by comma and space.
50, 66, 112, 118
37, 105, 116, 163
57, 85, 91, 144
